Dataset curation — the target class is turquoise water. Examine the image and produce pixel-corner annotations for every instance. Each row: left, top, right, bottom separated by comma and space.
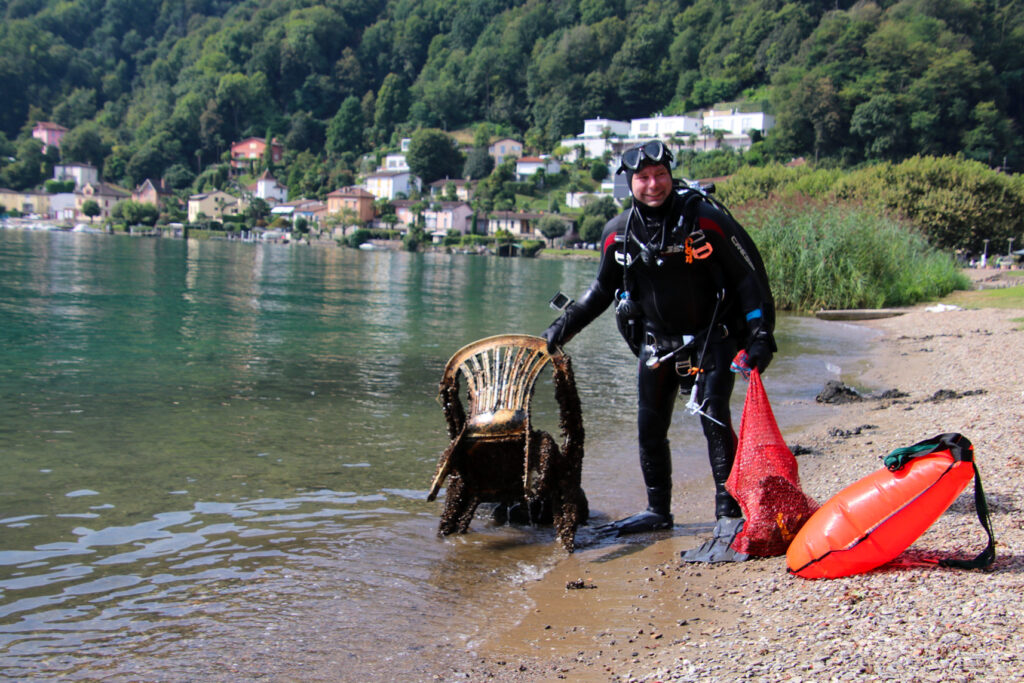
0, 229, 876, 680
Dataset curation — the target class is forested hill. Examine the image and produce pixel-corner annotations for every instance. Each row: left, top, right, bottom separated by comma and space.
1, 0, 1022, 194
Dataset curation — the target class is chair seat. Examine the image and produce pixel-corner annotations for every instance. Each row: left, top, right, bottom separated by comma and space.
467, 408, 528, 439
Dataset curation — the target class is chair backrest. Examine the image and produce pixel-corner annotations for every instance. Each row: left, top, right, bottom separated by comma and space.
440, 334, 553, 439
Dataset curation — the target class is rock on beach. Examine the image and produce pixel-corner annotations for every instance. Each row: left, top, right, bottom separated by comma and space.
454, 305, 1024, 682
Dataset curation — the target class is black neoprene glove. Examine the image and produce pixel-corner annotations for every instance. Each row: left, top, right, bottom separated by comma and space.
540, 283, 610, 354
745, 328, 774, 373
542, 314, 570, 354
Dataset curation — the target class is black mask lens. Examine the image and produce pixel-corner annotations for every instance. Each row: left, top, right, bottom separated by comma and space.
642, 140, 665, 162
619, 140, 670, 173
621, 147, 642, 170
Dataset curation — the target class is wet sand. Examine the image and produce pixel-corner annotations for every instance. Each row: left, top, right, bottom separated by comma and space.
440, 299, 1023, 681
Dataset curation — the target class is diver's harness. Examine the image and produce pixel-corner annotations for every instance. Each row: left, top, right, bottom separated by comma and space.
614, 181, 730, 426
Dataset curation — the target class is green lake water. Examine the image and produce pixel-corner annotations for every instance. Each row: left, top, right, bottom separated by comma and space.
0, 228, 877, 680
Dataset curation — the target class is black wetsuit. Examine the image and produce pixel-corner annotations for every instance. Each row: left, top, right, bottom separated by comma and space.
548, 186, 775, 521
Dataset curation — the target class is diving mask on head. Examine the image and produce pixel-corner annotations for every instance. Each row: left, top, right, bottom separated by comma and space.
617, 140, 674, 175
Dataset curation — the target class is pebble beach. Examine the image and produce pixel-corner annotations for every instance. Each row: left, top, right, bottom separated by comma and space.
448, 291, 1024, 681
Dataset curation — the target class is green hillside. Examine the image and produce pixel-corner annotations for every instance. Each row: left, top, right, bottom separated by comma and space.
1, 0, 1022, 195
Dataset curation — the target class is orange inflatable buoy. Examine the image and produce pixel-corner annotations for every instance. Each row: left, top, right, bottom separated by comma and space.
787, 433, 994, 579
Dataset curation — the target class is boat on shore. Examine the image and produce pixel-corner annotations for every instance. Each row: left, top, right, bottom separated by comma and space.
815, 308, 906, 321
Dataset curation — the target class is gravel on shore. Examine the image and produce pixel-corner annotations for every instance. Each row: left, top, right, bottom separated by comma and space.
456, 304, 1024, 682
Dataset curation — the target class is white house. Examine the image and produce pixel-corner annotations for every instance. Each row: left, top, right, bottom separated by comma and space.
560, 109, 775, 161
49, 193, 78, 221
515, 156, 561, 180
249, 170, 287, 204
629, 114, 702, 140
701, 109, 775, 137
364, 170, 419, 200
560, 119, 630, 161
53, 163, 99, 189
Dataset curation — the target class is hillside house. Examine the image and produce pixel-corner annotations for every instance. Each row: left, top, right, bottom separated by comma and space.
32, 121, 68, 151
364, 170, 418, 200
1, 188, 51, 216
383, 139, 412, 172
630, 114, 702, 140
53, 163, 99, 189
270, 199, 326, 226
393, 200, 474, 235
132, 178, 173, 207
489, 138, 523, 165
188, 190, 246, 223
230, 137, 284, 171
487, 211, 546, 240
248, 170, 287, 204
78, 182, 129, 219
515, 156, 561, 180
326, 186, 376, 224
428, 178, 473, 201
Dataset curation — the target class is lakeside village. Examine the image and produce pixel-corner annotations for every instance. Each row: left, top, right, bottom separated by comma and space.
2, 109, 773, 252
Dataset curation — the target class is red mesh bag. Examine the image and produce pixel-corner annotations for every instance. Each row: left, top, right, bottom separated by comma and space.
726, 370, 819, 556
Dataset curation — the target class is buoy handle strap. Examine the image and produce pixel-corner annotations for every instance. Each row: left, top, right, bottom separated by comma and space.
883, 432, 973, 471
938, 460, 996, 570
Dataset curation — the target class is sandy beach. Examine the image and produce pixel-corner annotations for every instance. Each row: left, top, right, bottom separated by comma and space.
443, 288, 1023, 681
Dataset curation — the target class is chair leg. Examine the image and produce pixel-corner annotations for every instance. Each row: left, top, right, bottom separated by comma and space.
439, 473, 479, 536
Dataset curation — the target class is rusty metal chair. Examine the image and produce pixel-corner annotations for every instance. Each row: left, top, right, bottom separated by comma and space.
428, 334, 587, 551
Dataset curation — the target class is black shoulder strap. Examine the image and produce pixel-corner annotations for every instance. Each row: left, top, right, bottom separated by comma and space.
884, 433, 996, 570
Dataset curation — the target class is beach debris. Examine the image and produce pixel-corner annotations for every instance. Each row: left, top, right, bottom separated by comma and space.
925, 303, 963, 312
430, 335, 588, 552
828, 424, 879, 439
566, 578, 596, 590
816, 380, 864, 404
926, 388, 986, 403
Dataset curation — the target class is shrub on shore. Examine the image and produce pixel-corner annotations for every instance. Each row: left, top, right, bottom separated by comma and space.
718, 156, 1024, 254
738, 201, 970, 312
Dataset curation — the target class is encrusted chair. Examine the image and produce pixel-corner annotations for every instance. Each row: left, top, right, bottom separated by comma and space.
428, 334, 587, 551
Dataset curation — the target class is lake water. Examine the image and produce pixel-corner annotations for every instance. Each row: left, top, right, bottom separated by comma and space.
0, 229, 877, 680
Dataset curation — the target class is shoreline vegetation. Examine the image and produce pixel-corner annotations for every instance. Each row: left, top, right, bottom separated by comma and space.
444, 281, 1024, 682
6, 155, 1019, 314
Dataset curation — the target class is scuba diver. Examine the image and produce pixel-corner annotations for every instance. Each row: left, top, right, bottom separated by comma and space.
541, 140, 776, 562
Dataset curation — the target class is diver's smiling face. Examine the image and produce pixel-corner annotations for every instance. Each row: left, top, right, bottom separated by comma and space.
631, 164, 673, 207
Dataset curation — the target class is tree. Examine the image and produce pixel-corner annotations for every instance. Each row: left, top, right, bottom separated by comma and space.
373, 73, 409, 143
537, 214, 567, 241
407, 129, 463, 186
61, 122, 111, 170
112, 199, 159, 227
326, 96, 364, 156
82, 199, 101, 223
582, 195, 619, 221
463, 147, 494, 180
850, 94, 908, 162
246, 198, 270, 225
0, 138, 47, 191
962, 101, 1014, 166
579, 214, 605, 243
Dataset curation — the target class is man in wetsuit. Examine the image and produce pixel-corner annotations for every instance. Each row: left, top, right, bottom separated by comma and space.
541, 140, 775, 562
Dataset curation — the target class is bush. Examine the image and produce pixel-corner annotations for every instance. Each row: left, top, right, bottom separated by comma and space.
346, 228, 372, 248
519, 240, 544, 257
832, 155, 1024, 252
740, 202, 970, 312
719, 156, 1024, 255
458, 234, 493, 248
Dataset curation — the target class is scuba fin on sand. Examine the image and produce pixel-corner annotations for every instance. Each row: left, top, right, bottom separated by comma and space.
681, 517, 749, 563
596, 509, 674, 537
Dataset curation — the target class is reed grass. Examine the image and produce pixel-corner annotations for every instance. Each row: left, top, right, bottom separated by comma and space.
736, 201, 970, 312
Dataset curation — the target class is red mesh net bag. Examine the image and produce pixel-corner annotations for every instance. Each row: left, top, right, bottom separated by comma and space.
726, 370, 819, 556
